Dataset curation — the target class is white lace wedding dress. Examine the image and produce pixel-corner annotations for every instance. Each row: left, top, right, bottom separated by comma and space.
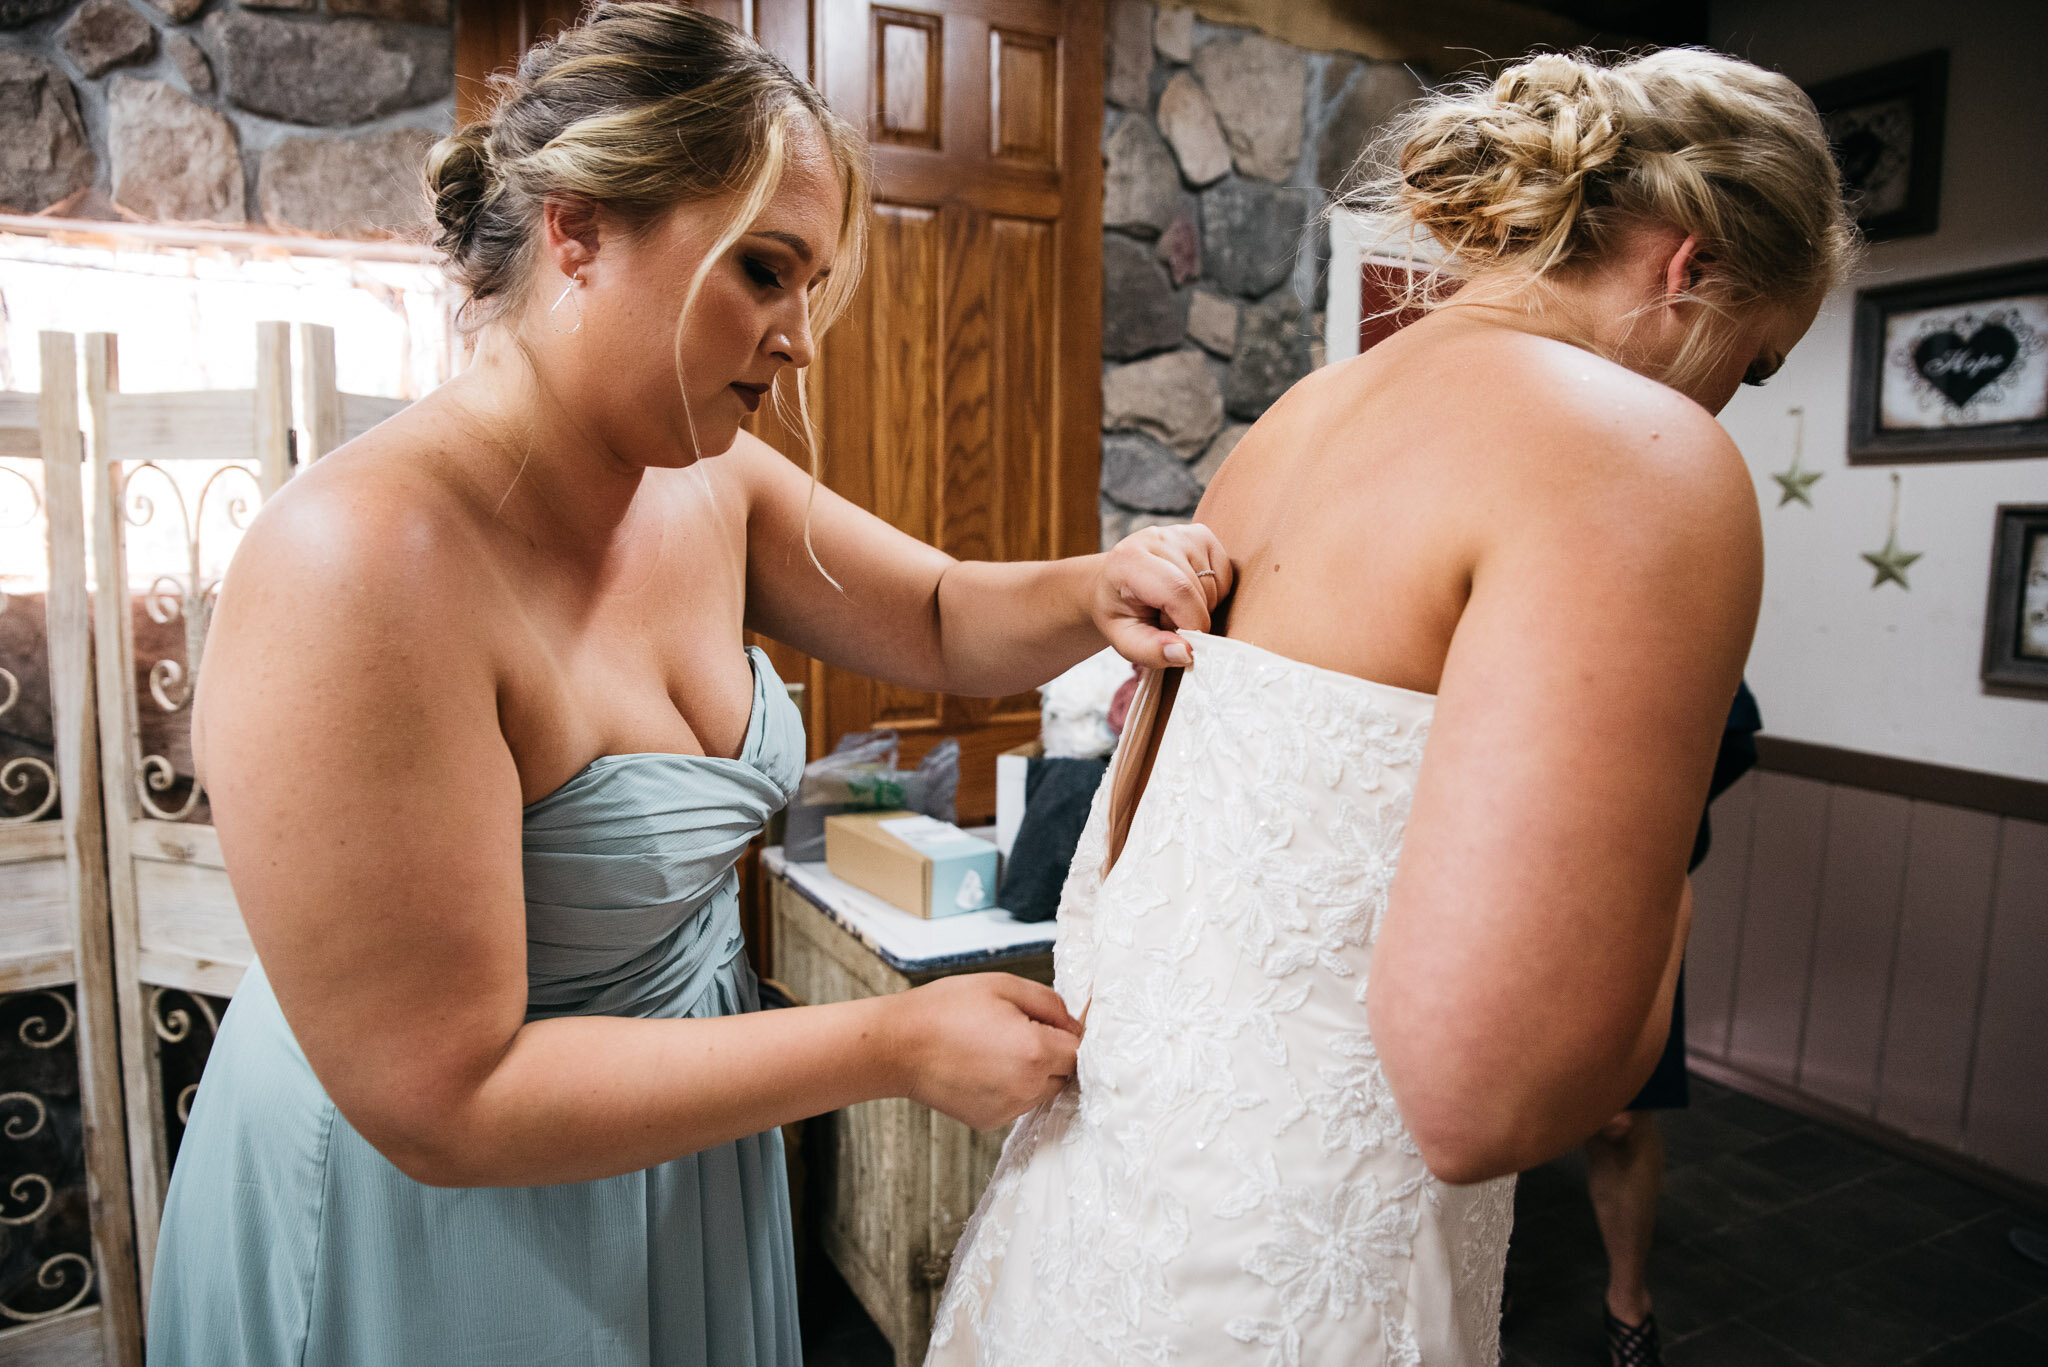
927, 632, 1515, 1367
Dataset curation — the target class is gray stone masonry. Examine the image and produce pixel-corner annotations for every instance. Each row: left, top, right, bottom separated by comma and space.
1103, 347, 1223, 458
59, 0, 153, 78
109, 74, 240, 221
1102, 231, 1184, 361
0, 47, 94, 212
1192, 33, 1305, 184
1102, 113, 1179, 238
1186, 289, 1236, 357
0, 0, 71, 25
257, 125, 433, 237
1097, 3, 1427, 548
1, 0, 454, 238
1102, 431, 1203, 514
205, 9, 449, 127
164, 27, 205, 92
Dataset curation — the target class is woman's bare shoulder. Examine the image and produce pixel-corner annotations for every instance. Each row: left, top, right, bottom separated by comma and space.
212, 410, 512, 685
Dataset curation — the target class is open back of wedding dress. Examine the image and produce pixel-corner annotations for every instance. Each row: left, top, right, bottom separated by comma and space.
928, 631, 1515, 1367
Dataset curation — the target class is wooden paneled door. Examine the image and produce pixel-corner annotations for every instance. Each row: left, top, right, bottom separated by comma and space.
805, 0, 1103, 822
456, 0, 1106, 824
457, 2, 764, 123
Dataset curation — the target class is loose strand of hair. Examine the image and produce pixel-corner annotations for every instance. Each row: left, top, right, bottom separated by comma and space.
667, 110, 791, 462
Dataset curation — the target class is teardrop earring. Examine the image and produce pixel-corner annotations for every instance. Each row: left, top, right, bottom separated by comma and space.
548, 273, 584, 335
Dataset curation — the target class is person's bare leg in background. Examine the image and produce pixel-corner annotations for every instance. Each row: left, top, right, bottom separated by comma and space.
1587, 1109, 1663, 1353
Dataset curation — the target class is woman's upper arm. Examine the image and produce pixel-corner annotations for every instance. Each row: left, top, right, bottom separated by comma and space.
1368, 406, 1761, 1165
727, 433, 957, 686
195, 482, 530, 1178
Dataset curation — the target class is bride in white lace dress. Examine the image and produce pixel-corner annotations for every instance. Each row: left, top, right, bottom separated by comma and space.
929, 48, 1852, 1367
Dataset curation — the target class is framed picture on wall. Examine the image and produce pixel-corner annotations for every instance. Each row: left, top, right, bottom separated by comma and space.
1324, 209, 1443, 366
1806, 50, 1946, 241
1849, 259, 2048, 463
1983, 504, 2048, 697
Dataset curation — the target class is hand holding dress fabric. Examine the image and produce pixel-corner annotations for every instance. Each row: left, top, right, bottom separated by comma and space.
1092, 523, 1234, 669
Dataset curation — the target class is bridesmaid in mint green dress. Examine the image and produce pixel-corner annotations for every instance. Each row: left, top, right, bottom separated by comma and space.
146, 6, 1232, 1364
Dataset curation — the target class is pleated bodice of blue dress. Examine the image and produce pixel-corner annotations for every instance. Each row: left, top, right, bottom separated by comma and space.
149, 648, 808, 1367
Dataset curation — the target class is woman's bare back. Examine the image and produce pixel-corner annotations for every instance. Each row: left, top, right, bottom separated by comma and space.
1200, 312, 1723, 697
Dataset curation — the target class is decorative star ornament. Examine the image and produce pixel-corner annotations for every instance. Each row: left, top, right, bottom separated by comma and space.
1862, 530, 1921, 589
1774, 464, 1822, 507
1862, 472, 1921, 590
1771, 406, 1822, 507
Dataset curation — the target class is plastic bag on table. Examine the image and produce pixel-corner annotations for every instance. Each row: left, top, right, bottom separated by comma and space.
782, 731, 961, 862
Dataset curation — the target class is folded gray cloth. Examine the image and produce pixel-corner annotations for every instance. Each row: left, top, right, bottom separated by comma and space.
997, 757, 1109, 923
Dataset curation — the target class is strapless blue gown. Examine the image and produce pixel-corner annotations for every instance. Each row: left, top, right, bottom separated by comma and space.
148, 648, 807, 1366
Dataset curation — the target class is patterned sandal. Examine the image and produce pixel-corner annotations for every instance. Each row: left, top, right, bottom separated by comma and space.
1604, 1308, 1664, 1367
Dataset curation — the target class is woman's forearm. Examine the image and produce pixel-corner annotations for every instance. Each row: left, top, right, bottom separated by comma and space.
388, 996, 907, 1187
929, 554, 1111, 697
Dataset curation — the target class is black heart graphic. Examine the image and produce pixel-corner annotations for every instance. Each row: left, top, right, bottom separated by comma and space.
1834, 127, 1886, 196
1913, 323, 2019, 408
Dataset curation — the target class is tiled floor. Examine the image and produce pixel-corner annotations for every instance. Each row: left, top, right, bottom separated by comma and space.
801, 1073, 2048, 1366
1504, 1076, 2048, 1367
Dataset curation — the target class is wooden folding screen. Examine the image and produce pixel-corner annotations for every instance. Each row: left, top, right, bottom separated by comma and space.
78, 323, 406, 1310
0, 336, 143, 1366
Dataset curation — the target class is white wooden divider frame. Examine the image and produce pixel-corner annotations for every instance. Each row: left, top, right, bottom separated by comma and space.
0, 336, 144, 1367
81, 322, 409, 1324
1, 322, 408, 1363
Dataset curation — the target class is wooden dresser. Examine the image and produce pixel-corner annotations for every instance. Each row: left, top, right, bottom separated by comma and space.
763, 850, 1054, 1367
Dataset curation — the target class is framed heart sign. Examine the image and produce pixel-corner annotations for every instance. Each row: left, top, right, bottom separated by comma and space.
1850, 259, 2048, 463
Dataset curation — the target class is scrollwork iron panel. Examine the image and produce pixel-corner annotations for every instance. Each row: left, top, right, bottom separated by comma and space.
0, 988, 96, 1323
153, 987, 228, 1170
0, 461, 59, 826
118, 460, 263, 827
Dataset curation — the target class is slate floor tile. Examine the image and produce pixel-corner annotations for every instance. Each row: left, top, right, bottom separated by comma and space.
1842, 1240, 2042, 1339
1644, 1240, 1782, 1340
1909, 1318, 2048, 1367
1688, 1075, 1738, 1106
1863, 1163, 2010, 1224
1694, 1150, 1812, 1213
1500, 1287, 1609, 1367
1514, 1158, 1594, 1218
1661, 1107, 1776, 1170
1736, 1126, 1893, 1193
1780, 1176, 1969, 1254
1741, 1285, 1951, 1366
1667, 1321, 1823, 1367
1926, 1212, 2048, 1293
1695, 1208, 1868, 1293
1703, 1090, 1810, 1138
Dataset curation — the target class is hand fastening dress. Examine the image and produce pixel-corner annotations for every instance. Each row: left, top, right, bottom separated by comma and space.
148, 647, 807, 1367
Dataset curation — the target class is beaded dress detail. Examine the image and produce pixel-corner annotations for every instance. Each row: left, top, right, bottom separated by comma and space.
928, 632, 1514, 1367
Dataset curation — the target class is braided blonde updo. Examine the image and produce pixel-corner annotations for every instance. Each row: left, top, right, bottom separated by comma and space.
1347, 48, 1854, 323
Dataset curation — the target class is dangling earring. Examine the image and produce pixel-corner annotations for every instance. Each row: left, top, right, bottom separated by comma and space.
548, 272, 584, 335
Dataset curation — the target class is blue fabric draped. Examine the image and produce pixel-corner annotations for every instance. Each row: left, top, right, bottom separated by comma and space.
148, 648, 808, 1367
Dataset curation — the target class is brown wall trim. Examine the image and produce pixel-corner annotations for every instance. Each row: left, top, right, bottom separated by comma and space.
1688, 1054, 2048, 1216
1756, 736, 2048, 824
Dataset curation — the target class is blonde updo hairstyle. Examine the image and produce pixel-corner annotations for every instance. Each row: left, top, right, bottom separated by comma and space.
425, 2, 868, 492
1346, 48, 1856, 388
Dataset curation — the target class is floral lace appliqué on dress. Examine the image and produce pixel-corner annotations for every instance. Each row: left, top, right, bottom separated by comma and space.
928, 632, 1514, 1366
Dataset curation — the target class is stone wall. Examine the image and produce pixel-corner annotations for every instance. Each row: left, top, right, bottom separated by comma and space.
0, 0, 451, 240
1096, 0, 1420, 547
